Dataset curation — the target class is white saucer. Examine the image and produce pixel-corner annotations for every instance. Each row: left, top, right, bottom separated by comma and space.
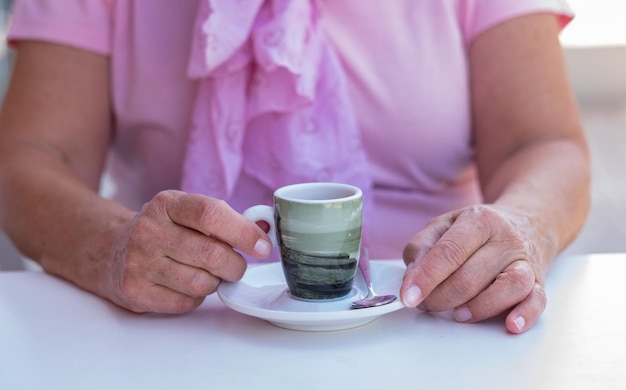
217, 261, 406, 331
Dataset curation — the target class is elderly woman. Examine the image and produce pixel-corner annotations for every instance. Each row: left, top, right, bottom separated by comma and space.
0, 0, 589, 334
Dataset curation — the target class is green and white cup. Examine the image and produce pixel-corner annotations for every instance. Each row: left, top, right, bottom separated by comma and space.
243, 182, 363, 301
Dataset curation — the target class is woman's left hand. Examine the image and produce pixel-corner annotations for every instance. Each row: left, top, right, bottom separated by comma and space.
400, 204, 550, 334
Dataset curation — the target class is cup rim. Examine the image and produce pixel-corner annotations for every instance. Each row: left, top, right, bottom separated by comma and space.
274, 182, 362, 203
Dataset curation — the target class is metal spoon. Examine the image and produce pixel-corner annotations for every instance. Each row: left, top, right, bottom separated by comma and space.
351, 257, 397, 310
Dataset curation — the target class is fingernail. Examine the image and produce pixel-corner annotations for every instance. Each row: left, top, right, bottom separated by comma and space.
513, 316, 526, 331
454, 306, 472, 322
254, 239, 271, 257
402, 285, 422, 307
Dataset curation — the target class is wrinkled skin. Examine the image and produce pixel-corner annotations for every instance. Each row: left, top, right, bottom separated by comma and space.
397, 12, 590, 334
400, 205, 550, 334
105, 191, 271, 313
0, 12, 589, 334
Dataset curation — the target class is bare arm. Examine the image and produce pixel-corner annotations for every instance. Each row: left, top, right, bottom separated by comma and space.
0, 42, 272, 312
0, 41, 122, 271
472, 13, 590, 258
400, 13, 590, 333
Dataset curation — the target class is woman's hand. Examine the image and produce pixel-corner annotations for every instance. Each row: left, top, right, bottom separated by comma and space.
0, 42, 274, 315
399, 13, 590, 334
104, 190, 272, 314
400, 205, 549, 334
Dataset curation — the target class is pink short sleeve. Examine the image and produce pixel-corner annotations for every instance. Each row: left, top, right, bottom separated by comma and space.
464, 0, 574, 42
8, 0, 114, 55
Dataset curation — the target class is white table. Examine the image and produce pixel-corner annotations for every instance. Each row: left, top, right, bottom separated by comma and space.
1, 254, 624, 390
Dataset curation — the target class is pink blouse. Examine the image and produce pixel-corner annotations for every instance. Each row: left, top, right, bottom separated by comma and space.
8, 0, 573, 260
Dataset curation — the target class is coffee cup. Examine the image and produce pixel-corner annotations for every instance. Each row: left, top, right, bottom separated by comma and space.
243, 182, 363, 301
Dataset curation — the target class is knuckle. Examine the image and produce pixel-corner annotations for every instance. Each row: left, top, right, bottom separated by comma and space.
197, 198, 229, 226
465, 205, 522, 242
187, 271, 218, 297
198, 240, 229, 269
498, 263, 535, 293
126, 216, 163, 253
225, 256, 247, 281
197, 199, 257, 250
152, 190, 177, 205
128, 216, 158, 240
471, 204, 501, 221
435, 238, 467, 270
118, 278, 147, 313
195, 239, 246, 282
172, 296, 204, 314
205, 252, 246, 283
461, 205, 493, 229
142, 190, 176, 216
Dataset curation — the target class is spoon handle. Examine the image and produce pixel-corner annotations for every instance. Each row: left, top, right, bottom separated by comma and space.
358, 236, 372, 285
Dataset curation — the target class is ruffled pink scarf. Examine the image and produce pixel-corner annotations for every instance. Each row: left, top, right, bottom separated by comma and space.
182, 0, 371, 201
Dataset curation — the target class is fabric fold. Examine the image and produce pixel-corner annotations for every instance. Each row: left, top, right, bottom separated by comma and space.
181, 0, 372, 201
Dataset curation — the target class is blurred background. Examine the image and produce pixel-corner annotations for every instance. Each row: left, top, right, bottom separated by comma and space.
556, 0, 626, 258
0, 0, 625, 270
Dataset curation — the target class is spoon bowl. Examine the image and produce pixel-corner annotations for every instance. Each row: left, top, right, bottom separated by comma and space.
351, 285, 397, 309
351, 259, 397, 310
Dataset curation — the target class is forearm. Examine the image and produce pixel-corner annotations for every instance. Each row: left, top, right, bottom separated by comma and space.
468, 13, 591, 267
481, 137, 590, 262
0, 146, 134, 296
0, 40, 126, 294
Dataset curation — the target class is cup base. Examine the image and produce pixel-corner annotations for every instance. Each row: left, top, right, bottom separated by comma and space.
286, 287, 360, 303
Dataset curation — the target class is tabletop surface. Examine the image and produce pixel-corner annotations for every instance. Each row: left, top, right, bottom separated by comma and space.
1, 254, 625, 390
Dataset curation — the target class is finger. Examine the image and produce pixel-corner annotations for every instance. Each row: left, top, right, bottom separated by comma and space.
505, 283, 547, 334
400, 212, 458, 308
144, 254, 223, 298
155, 224, 248, 283
129, 201, 248, 283
151, 287, 205, 314
156, 191, 273, 258
452, 260, 535, 324
419, 236, 528, 311
402, 211, 456, 267
417, 247, 503, 312
116, 276, 206, 314
401, 207, 491, 307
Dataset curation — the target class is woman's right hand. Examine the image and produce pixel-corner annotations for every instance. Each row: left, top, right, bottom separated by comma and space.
104, 190, 273, 314
0, 42, 273, 315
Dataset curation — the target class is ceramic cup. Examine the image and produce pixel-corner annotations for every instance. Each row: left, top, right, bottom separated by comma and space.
243, 182, 363, 301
